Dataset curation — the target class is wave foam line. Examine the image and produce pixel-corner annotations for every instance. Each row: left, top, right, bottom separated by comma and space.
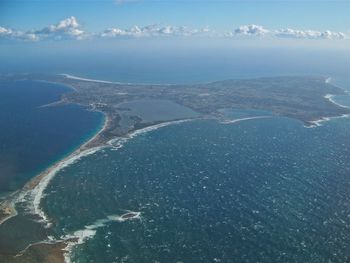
220, 116, 271, 124
18, 108, 112, 227
307, 114, 350, 128
28, 146, 104, 227
324, 94, 350, 109
63, 211, 141, 263
27, 118, 194, 227
60, 73, 173, 86
60, 74, 114, 84
108, 119, 194, 149
306, 93, 350, 128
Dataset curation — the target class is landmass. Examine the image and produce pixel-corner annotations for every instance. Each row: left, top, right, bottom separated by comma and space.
4, 73, 348, 149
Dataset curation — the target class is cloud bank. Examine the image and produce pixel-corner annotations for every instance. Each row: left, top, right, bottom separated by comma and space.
34, 16, 85, 40
0, 17, 86, 41
234, 24, 269, 36
0, 18, 348, 42
274, 28, 346, 40
233, 24, 348, 40
100, 24, 211, 38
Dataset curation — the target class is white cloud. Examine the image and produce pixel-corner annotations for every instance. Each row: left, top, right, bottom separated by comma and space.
100, 24, 211, 38
0, 17, 85, 41
1, 19, 349, 42
230, 24, 349, 40
34, 16, 85, 40
0, 26, 38, 41
100, 28, 128, 37
275, 28, 347, 40
234, 24, 269, 36
0, 26, 11, 35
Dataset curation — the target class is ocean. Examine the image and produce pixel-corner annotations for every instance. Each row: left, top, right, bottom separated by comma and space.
39, 89, 350, 262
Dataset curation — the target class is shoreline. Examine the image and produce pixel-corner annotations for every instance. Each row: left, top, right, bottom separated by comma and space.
305, 93, 350, 128
324, 94, 350, 109
27, 110, 109, 219
2, 74, 349, 224
60, 73, 174, 86
0, 104, 199, 263
0, 106, 110, 262
1, 74, 350, 262
0, 116, 198, 263
220, 115, 271, 124
0, 106, 109, 226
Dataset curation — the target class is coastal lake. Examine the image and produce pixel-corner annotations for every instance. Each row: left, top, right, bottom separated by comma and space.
0, 79, 103, 198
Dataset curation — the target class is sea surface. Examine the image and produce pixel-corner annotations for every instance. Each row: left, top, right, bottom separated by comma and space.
38, 88, 350, 262
0, 79, 104, 197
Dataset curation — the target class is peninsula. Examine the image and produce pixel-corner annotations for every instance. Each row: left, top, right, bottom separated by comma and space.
9, 74, 350, 149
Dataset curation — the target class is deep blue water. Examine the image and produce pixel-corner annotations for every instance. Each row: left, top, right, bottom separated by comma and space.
42, 98, 350, 262
0, 80, 103, 197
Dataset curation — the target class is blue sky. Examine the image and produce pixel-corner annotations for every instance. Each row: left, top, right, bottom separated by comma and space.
1, 0, 350, 81
1, 0, 350, 34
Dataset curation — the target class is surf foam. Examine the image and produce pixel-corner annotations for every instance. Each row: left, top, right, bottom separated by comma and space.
60, 74, 114, 84
62, 211, 141, 263
27, 146, 104, 226
220, 116, 271, 124
60, 73, 173, 86
307, 93, 350, 128
108, 119, 194, 149
324, 94, 350, 109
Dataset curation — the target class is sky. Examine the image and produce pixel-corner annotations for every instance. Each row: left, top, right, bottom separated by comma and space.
0, 0, 349, 31
1, 0, 350, 41
1, 0, 350, 82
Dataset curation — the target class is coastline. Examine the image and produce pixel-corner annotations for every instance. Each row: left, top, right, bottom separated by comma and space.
60, 73, 174, 86
0, 108, 110, 262
220, 116, 271, 124
2, 74, 349, 225
304, 78, 350, 128
1, 74, 350, 262
0, 117, 201, 263
0, 106, 109, 226
0, 108, 198, 263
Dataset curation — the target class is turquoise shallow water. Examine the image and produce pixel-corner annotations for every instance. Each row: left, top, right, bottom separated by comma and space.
42, 102, 350, 262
